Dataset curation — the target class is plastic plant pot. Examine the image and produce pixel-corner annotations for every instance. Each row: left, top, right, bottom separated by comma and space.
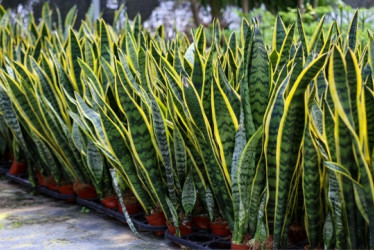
210, 221, 231, 237
36, 173, 47, 187
167, 222, 192, 236
231, 242, 250, 250
57, 184, 75, 201
74, 183, 98, 199
101, 196, 119, 210
131, 214, 167, 232
47, 180, 59, 191
146, 211, 166, 225
192, 215, 210, 230
145, 211, 167, 236
58, 184, 74, 195
118, 201, 141, 215
8, 160, 27, 175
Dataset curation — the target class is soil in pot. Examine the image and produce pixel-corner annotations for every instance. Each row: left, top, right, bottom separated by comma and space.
264, 235, 274, 250
167, 221, 192, 236
211, 217, 231, 237
192, 215, 210, 229
9, 160, 27, 175
101, 196, 119, 210
73, 182, 98, 199
288, 225, 307, 244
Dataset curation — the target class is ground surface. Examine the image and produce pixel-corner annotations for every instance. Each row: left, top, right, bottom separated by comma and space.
0, 178, 177, 249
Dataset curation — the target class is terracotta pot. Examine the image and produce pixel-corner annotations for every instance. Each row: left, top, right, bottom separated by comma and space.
146, 211, 167, 226
8, 160, 27, 175
47, 179, 59, 191
58, 184, 75, 201
101, 196, 119, 210
145, 211, 167, 236
118, 201, 141, 215
167, 222, 192, 236
74, 183, 98, 199
58, 184, 74, 195
37, 173, 47, 187
211, 222, 231, 237
192, 216, 210, 229
231, 242, 250, 250
288, 225, 307, 244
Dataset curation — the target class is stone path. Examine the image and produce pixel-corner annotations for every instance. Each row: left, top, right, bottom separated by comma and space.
0, 178, 178, 249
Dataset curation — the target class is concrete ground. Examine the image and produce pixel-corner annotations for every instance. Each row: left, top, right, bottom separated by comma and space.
0, 178, 178, 249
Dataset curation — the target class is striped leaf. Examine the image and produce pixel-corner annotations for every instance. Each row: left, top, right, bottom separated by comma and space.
347, 10, 359, 51
182, 76, 233, 226
233, 125, 263, 243
212, 77, 237, 178
248, 26, 270, 129
150, 94, 178, 206
86, 140, 103, 185
274, 53, 327, 247
182, 172, 196, 215
273, 15, 286, 52
302, 115, 321, 248
110, 168, 141, 237
297, 10, 308, 56
264, 74, 290, 227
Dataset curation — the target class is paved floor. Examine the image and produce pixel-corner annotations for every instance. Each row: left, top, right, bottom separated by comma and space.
0, 178, 178, 249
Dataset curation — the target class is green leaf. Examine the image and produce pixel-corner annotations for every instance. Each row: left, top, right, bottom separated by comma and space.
347, 10, 358, 51
297, 9, 308, 56
182, 173, 196, 215
86, 140, 103, 185
166, 196, 180, 235
308, 16, 325, 54
303, 117, 321, 248
264, 73, 290, 226
182, 76, 233, 226
234, 125, 263, 243
212, 76, 237, 177
248, 26, 270, 129
110, 168, 141, 238
150, 95, 177, 206
273, 15, 286, 52
274, 53, 327, 248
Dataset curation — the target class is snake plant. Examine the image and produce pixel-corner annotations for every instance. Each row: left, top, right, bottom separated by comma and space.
0, 3, 373, 249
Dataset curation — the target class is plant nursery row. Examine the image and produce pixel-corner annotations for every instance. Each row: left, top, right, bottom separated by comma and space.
0, 3, 374, 249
